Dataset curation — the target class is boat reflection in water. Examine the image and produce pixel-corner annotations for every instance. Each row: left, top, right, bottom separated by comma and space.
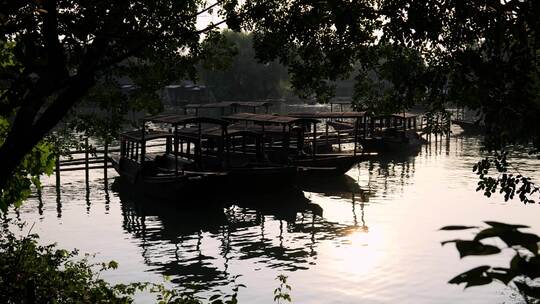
112, 173, 369, 293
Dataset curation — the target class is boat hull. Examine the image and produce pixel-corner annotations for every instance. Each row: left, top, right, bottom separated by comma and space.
294, 154, 367, 177
452, 120, 485, 134
110, 154, 228, 201
361, 131, 426, 154
226, 165, 297, 190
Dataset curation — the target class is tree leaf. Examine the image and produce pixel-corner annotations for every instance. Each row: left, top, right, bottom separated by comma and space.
440, 225, 478, 231
449, 266, 492, 288
474, 227, 506, 241
498, 231, 540, 254
455, 240, 501, 258
484, 221, 529, 230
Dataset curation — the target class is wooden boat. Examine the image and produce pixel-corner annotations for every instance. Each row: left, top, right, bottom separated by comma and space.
221, 129, 298, 188
111, 114, 298, 199
361, 113, 427, 154
287, 111, 375, 175
294, 153, 370, 176
450, 107, 485, 134
110, 116, 231, 200
451, 119, 485, 134
287, 111, 368, 152
327, 120, 354, 132
226, 112, 373, 176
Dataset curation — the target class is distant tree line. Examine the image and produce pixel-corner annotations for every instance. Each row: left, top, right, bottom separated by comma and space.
198, 31, 290, 101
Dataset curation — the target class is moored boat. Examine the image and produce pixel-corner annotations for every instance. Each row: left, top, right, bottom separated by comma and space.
361, 113, 427, 154
111, 114, 299, 200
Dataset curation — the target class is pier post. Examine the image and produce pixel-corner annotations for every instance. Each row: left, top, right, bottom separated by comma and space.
55, 154, 61, 187
353, 118, 359, 155
337, 129, 341, 152
325, 122, 329, 147
85, 137, 89, 183
55, 154, 61, 218
104, 141, 108, 181
174, 125, 179, 176
312, 122, 317, 158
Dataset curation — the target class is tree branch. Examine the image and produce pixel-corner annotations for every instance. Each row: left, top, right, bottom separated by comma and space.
94, 0, 267, 71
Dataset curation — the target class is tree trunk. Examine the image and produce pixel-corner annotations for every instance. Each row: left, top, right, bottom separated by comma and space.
0, 130, 39, 193
0, 74, 95, 198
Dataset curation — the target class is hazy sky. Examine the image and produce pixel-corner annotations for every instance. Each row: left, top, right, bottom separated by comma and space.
196, 2, 226, 32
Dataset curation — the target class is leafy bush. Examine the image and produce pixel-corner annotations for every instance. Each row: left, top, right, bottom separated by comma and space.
0, 221, 243, 304
0, 223, 134, 303
273, 274, 292, 304
0, 220, 297, 303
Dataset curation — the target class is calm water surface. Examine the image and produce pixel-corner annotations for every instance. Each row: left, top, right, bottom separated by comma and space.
10, 129, 540, 304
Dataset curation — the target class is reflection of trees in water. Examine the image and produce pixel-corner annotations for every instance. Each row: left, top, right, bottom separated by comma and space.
364, 136, 476, 196
364, 152, 417, 196
115, 176, 367, 292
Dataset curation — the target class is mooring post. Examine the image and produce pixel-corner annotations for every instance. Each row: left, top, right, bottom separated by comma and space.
104, 141, 108, 181
325, 122, 329, 147
55, 154, 61, 188
337, 129, 341, 152
174, 125, 179, 176
312, 122, 317, 159
353, 118, 359, 155
85, 137, 89, 182
55, 153, 61, 217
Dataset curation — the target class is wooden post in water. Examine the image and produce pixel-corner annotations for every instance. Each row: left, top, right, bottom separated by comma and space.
55, 154, 61, 187
140, 121, 146, 163
363, 116, 367, 139
174, 125, 179, 177
325, 121, 329, 147
337, 129, 341, 152
104, 141, 108, 181
84, 137, 89, 183
312, 122, 317, 159
353, 118, 359, 155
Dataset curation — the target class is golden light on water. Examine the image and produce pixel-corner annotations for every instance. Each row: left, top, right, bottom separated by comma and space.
327, 226, 386, 277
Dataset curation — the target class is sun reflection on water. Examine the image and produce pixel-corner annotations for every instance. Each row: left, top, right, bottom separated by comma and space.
328, 226, 386, 278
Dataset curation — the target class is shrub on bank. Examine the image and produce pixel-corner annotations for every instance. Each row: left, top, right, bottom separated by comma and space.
0, 222, 243, 304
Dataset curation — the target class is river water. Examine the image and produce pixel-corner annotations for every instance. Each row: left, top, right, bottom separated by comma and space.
9, 127, 540, 304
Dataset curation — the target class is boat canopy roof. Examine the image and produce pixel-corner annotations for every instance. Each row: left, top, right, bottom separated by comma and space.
288, 111, 367, 119
176, 126, 224, 138
120, 130, 172, 142
183, 101, 273, 109
224, 113, 318, 125
176, 125, 269, 138
329, 99, 352, 105
227, 101, 273, 108
229, 123, 300, 135
373, 112, 420, 119
144, 114, 230, 126
184, 102, 236, 109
